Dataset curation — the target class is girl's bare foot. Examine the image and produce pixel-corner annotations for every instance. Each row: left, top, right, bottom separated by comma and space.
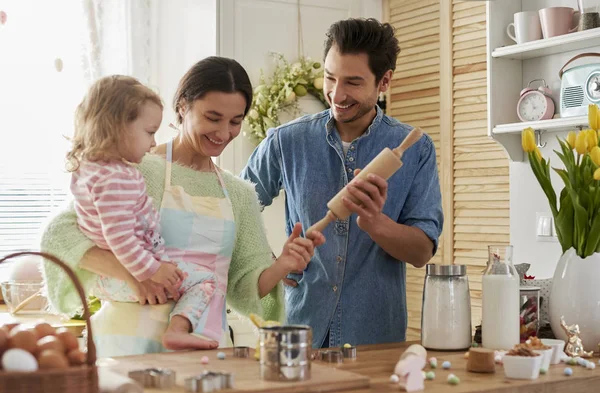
162, 315, 218, 350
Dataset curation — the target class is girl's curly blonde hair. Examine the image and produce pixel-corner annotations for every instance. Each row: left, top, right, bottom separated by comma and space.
66, 75, 163, 172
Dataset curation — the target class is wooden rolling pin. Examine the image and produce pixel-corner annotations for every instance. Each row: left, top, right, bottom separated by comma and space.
306, 127, 423, 236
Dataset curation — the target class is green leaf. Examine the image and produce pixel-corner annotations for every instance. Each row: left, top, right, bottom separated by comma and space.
555, 189, 574, 252
584, 212, 600, 257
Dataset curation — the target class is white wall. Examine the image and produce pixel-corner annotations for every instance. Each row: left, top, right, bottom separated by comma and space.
508, 0, 600, 278
219, 0, 382, 254
149, 0, 218, 144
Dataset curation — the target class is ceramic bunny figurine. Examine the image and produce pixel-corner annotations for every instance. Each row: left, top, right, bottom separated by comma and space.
561, 316, 593, 358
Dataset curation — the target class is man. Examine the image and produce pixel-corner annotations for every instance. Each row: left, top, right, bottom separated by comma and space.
241, 18, 443, 347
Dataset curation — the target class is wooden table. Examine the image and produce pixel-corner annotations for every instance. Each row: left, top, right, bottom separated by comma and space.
108, 341, 600, 392
340, 342, 600, 393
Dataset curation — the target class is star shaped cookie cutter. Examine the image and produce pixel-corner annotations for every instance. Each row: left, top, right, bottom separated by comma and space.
184, 370, 235, 392
128, 368, 176, 389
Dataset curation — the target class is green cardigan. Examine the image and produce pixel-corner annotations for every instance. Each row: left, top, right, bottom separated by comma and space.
40, 154, 284, 322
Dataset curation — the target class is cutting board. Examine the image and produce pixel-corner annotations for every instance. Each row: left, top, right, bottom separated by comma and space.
104, 347, 370, 393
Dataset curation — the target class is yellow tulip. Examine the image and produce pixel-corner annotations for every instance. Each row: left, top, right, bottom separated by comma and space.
592, 146, 600, 166
590, 104, 599, 130
575, 131, 588, 155
587, 128, 598, 151
533, 147, 542, 162
521, 128, 536, 153
566, 131, 577, 149
594, 168, 600, 181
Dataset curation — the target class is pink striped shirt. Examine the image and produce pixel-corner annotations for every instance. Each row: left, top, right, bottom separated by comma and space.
71, 160, 163, 281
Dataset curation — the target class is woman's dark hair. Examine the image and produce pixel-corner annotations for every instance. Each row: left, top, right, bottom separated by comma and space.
323, 18, 400, 83
173, 56, 253, 124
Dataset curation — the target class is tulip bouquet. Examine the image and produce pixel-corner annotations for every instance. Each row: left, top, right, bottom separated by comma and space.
522, 104, 600, 258
244, 52, 328, 142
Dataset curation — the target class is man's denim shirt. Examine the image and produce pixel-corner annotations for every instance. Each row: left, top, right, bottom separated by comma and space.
240, 107, 443, 348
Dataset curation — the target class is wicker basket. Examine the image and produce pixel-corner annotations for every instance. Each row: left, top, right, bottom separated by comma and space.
0, 251, 99, 393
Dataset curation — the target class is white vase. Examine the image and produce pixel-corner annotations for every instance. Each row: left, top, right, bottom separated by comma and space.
549, 247, 600, 350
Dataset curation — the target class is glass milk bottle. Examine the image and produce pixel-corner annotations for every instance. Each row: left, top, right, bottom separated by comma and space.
482, 245, 520, 350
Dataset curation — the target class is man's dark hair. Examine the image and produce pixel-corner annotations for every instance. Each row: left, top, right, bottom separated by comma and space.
324, 18, 400, 83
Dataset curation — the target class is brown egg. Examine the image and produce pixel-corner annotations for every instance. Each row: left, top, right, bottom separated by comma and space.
7, 329, 37, 354
66, 349, 86, 365
0, 328, 8, 355
2, 323, 20, 334
36, 335, 64, 355
38, 349, 69, 369
55, 328, 79, 352
34, 323, 55, 339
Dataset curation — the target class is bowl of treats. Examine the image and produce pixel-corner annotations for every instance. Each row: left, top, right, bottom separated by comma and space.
502, 343, 543, 380
526, 337, 553, 371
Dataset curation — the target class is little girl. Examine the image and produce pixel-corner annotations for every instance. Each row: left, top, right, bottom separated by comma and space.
67, 75, 217, 349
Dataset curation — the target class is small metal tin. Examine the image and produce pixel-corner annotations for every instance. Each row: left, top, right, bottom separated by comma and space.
342, 346, 357, 359
128, 368, 176, 389
320, 350, 344, 364
233, 346, 250, 358
259, 325, 312, 381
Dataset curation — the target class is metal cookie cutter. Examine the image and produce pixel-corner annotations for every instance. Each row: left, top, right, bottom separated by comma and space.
233, 346, 250, 358
320, 350, 344, 364
128, 368, 176, 389
342, 345, 357, 359
184, 370, 234, 392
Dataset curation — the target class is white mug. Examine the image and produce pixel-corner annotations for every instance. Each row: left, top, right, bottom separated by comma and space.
507, 11, 543, 44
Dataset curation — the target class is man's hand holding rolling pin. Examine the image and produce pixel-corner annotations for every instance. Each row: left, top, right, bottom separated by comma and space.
343, 169, 388, 234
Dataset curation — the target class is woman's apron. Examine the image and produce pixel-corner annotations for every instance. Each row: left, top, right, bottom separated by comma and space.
159, 140, 235, 345
91, 140, 235, 355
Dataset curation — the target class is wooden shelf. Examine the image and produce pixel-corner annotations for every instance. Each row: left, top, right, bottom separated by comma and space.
492, 28, 600, 60
492, 116, 589, 135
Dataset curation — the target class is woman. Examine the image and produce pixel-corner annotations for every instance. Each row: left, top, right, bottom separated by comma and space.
41, 57, 324, 356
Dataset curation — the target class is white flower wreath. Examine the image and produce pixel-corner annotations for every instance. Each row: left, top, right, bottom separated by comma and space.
244, 52, 329, 143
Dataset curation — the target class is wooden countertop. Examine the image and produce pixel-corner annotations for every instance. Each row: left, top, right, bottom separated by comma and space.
338, 342, 600, 393
107, 341, 600, 392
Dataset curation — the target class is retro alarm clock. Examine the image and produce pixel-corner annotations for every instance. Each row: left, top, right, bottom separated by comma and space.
517, 78, 555, 122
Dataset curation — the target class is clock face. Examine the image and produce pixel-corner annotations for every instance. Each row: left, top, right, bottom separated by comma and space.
518, 92, 547, 122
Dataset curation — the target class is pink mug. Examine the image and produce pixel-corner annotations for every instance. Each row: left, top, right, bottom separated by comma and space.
539, 7, 579, 38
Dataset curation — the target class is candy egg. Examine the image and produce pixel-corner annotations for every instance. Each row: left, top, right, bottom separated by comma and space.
564, 367, 573, 376
587, 362, 596, 370
425, 371, 435, 380
447, 373, 460, 385
442, 361, 451, 369
217, 351, 226, 360
2, 348, 38, 372
389, 374, 399, 383
200, 356, 209, 364
38, 349, 69, 369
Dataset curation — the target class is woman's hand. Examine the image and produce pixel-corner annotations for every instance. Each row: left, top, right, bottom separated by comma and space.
128, 278, 181, 305
276, 223, 324, 273
258, 223, 325, 297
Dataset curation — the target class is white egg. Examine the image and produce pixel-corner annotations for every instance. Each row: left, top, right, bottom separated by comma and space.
2, 348, 39, 372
